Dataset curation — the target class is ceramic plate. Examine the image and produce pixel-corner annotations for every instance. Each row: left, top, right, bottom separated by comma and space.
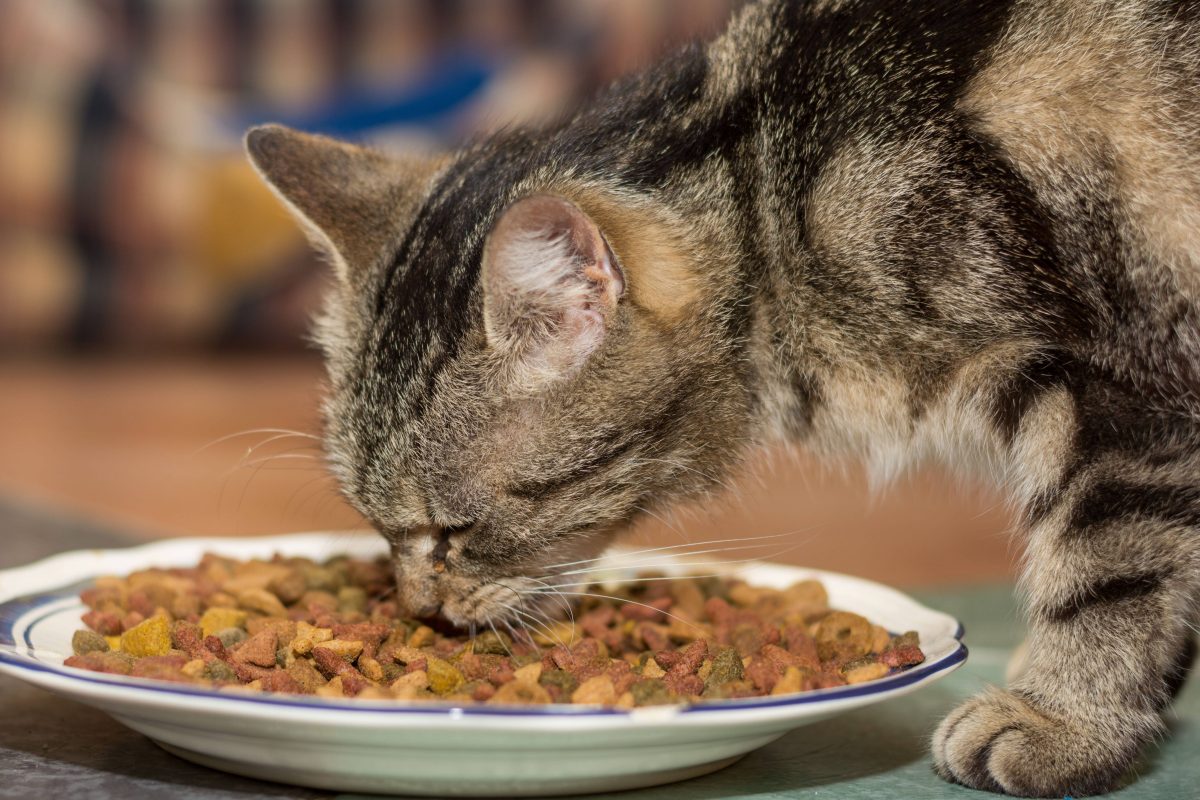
0, 533, 966, 796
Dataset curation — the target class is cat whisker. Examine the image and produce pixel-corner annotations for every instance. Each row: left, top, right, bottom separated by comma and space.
522, 590, 706, 635
528, 572, 734, 591
539, 538, 808, 579
538, 531, 796, 571
192, 427, 319, 458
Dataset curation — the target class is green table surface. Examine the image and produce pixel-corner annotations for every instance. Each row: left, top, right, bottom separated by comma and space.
1, 500, 1196, 799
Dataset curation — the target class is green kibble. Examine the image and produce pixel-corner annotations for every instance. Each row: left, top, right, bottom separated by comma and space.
337, 586, 368, 614
206, 661, 237, 682
630, 678, 674, 706
705, 646, 744, 689
301, 564, 342, 593
215, 627, 248, 649
538, 668, 578, 699
72, 629, 110, 656
470, 629, 511, 655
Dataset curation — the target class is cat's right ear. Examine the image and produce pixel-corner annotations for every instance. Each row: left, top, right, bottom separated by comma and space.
244, 124, 441, 286
482, 195, 626, 389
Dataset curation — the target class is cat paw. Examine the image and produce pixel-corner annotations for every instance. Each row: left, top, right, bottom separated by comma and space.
931, 688, 1137, 797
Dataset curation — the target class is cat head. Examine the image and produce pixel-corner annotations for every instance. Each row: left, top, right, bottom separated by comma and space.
246, 125, 746, 629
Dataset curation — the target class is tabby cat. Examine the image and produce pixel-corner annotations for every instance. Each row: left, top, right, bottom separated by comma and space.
245, 0, 1200, 795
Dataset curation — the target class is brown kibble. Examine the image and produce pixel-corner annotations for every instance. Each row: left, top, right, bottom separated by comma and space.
237, 588, 288, 617
490, 680, 552, 705
232, 630, 278, 668
68, 554, 923, 708
287, 659, 327, 694
392, 670, 430, 692
571, 675, 617, 705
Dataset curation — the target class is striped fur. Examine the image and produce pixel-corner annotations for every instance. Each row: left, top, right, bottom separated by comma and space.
246, 1, 1200, 794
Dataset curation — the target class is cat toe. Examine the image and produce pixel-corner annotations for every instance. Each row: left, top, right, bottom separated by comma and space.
931, 688, 1136, 797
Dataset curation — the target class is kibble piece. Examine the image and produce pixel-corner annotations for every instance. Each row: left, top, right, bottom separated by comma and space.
215, 627, 248, 649
199, 607, 247, 638
571, 675, 617, 705
237, 588, 288, 617
72, 630, 110, 656
770, 666, 805, 695
425, 657, 465, 695
512, 662, 543, 684
291, 621, 333, 655
312, 639, 364, 663
842, 657, 889, 684
407, 625, 435, 648
120, 615, 172, 658
181, 659, 207, 679
67, 553, 924, 707
490, 680, 552, 705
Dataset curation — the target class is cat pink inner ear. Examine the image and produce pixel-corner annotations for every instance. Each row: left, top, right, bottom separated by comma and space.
483, 195, 625, 378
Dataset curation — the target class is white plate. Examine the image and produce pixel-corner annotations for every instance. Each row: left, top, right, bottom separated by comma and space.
0, 533, 966, 797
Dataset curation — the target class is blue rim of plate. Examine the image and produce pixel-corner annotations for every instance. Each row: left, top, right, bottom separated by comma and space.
0, 583, 967, 718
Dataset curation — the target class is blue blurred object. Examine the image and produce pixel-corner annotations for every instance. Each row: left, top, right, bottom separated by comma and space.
237, 51, 494, 139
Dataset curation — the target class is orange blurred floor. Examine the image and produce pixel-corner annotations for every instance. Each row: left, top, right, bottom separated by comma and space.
0, 356, 1020, 587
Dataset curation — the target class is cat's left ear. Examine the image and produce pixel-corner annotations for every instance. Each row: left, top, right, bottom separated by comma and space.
245, 124, 441, 286
482, 194, 625, 386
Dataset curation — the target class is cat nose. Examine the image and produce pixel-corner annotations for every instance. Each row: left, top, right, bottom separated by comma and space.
431, 522, 474, 573
412, 600, 442, 619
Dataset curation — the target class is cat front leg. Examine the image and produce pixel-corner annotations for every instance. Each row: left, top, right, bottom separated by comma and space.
932, 481, 1198, 795
932, 384, 1199, 796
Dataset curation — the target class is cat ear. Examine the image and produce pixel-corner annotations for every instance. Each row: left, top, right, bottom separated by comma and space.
482, 195, 626, 385
245, 124, 440, 285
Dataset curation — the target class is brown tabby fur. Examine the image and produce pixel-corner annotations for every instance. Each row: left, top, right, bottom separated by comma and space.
246, 1, 1200, 795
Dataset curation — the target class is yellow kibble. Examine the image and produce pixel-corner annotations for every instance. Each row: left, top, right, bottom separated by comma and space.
642, 659, 666, 679
869, 625, 891, 654
359, 657, 384, 682
120, 615, 172, 658
407, 625, 435, 648
291, 621, 334, 655
512, 662, 543, 684
843, 661, 889, 685
105, 636, 122, 651
771, 666, 805, 696
315, 677, 345, 698
200, 607, 247, 638
181, 659, 207, 679
425, 656, 465, 695
571, 675, 617, 706
312, 639, 363, 662
531, 620, 579, 646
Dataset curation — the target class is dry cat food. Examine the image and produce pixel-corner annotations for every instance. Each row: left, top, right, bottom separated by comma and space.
66, 553, 925, 707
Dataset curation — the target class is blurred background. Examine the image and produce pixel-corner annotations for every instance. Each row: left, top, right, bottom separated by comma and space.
0, 0, 1017, 587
